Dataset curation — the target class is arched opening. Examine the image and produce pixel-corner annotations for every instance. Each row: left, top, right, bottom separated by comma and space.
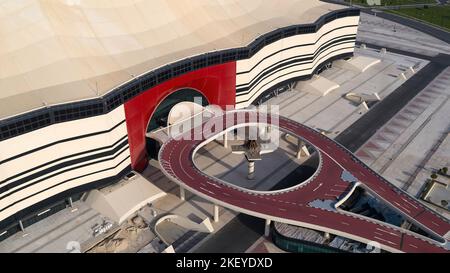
146, 88, 209, 160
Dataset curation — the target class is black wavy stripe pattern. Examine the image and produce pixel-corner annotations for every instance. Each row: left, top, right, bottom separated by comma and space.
0, 119, 130, 218
235, 33, 357, 103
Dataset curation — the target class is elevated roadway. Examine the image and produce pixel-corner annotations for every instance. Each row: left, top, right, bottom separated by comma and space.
158, 110, 450, 253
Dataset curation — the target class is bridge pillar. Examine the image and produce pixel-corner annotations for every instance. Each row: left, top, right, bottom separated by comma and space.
223, 132, 228, 149
180, 186, 186, 201
264, 219, 271, 237
213, 204, 220, 223
248, 161, 256, 180
19, 220, 25, 232
296, 139, 310, 159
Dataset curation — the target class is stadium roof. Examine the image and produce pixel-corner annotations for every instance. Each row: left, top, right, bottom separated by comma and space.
0, 0, 342, 120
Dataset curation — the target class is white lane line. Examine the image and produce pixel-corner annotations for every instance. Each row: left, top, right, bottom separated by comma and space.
432, 221, 440, 227
374, 236, 397, 246
325, 194, 337, 197
179, 146, 195, 180
394, 201, 411, 214
409, 244, 418, 249
279, 208, 287, 211
401, 197, 418, 210
309, 214, 318, 218
330, 189, 345, 193
223, 192, 231, 197
376, 228, 400, 237
200, 187, 216, 196
206, 181, 222, 189
313, 183, 323, 192
341, 221, 350, 226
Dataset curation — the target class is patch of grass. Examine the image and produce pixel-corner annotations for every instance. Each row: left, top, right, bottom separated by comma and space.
386, 6, 450, 31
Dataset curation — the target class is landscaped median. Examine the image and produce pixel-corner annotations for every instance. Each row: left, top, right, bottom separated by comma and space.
386, 6, 450, 31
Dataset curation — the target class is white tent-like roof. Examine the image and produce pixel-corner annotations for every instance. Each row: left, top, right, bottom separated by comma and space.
0, 0, 342, 120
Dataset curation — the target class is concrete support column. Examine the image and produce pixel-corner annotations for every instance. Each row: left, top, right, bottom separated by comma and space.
248, 161, 255, 180
68, 197, 78, 212
223, 132, 228, 149
266, 126, 271, 135
297, 139, 310, 159
180, 186, 186, 201
19, 220, 25, 232
296, 139, 304, 159
213, 204, 220, 223
264, 219, 272, 237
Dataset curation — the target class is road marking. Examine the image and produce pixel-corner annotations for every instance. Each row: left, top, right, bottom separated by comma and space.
374, 236, 397, 246
394, 201, 411, 214
376, 228, 400, 237
401, 197, 418, 209
309, 214, 318, 218
179, 147, 195, 180
432, 221, 440, 227
341, 221, 349, 226
206, 181, 222, 189
200, 187, 216, 196
409, 244, 418, 249
279, 208, 287, 211
313, 183, 323, 192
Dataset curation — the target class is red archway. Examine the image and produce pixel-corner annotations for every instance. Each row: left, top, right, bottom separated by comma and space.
124, 62, 236, 171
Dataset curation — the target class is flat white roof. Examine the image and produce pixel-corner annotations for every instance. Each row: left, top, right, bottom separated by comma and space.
0, 0, 343, 120
84, 172, 166, 224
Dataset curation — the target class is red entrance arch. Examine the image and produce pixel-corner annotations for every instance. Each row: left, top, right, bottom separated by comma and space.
124, 62, 236, 171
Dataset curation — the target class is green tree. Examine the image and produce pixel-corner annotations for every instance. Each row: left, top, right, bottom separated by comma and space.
430, 173, 438, 180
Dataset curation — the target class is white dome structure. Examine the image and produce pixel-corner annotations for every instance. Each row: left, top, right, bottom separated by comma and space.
0, 0, 341, 120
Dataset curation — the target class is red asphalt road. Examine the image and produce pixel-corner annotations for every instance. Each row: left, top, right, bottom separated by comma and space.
158, 111, 450, 253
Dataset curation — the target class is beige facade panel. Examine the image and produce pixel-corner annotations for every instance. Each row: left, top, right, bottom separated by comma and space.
235, 16, 359, 108
0, 0, 343, 120
0, 106, 131, 223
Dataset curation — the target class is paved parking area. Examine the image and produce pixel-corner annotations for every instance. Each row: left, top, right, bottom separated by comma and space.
356, 67, 450, 199
357, 12, 450, 57
0, 203, 105, 253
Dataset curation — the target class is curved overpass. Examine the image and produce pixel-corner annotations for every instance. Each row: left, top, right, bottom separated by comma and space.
158, 110, 450, 253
